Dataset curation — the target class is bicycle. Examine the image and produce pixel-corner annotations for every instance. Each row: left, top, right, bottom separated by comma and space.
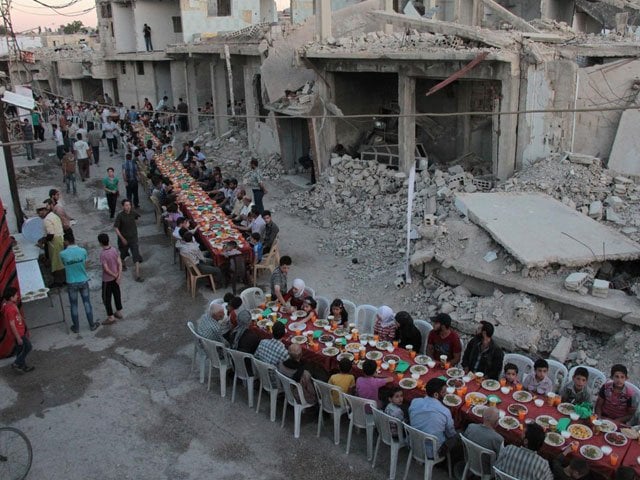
0, 426, 33, 480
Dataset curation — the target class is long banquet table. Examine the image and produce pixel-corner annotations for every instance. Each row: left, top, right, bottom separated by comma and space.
250, 309, 635, 479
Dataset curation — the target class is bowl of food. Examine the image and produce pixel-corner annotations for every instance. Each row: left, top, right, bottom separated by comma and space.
534, 399, 544, 407
501, 386, 510, 394
570, 412, 580, 421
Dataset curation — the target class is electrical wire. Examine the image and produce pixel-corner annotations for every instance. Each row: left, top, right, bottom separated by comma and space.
12, 5, 94, 15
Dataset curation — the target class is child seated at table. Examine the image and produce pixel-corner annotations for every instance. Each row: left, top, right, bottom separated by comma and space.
356, 360, 393, 408
595, 364, 639, 424
501, 363, 520, 388
383, 387, 405, 438
560, 367, 592, 405
249, 232, 263, 264
522, 358, 554, 395
300, 297, 318, 323
328, 358, 355, 405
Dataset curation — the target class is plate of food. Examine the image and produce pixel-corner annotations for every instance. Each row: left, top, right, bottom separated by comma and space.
384, 355, 400, 364
314, 319, 329, 328
376, 341, 392, 350
508, 404, 528, 417
345, 343, 362, 353
498, 416, 520, 430
605, 432, 628, 447
414, 355, 432, 365
319, 335, 335, 344
447, 367, 465, 378
447, 378, 464, 388
443, 394, 462, 407
599, 419, 617, 433
250, 308, 263, 316
334, 328, 349, 337
360, 333, 375, 342
257, 319, 270, 329
482, 379, 501, 391
399, 378, 417, 390
621, 427, 640, 440
465, 392, 488, 406
322, 347, 340, 357
294, 310, 307, 319
536, 415, 555, 429
410, 365, 428, 376
545, 431, 565, 447
472, 405, 488, 417
568, 424, 593, 441
366, 351, 383, 361
557, 403, 575, 415
337, 352, 355, 362
290, 335, 307, 344
512, 390, 533, 403
580, 445, 603, 461
288, 321, 307, 332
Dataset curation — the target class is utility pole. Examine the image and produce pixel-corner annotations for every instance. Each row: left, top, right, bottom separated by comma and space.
0, 0, 22, 85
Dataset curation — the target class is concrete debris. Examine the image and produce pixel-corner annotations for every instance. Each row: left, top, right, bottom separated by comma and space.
567, 152, 600, 166
550, 336, 573, 363
564, 272, 589, 291
592, 278, 610, 298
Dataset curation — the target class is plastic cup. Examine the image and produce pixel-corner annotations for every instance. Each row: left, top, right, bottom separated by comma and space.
381, 362, 389, 371
456, 387, 464, 397
270, 313, 277, 321
410, 351, 417, 359
547, 392, 556, 406
610, 453, 619, 466
518, 410, 526, 421
328, 315, 334, 323
387, 346, 394, 353
499, 378, 507, 387
388, 359, 397, 372
516, 384, 523, 391
446, 386, 455, 394
571, 441, 579, 453
412, 373, 420, 380
393, 340, 399, 348
427, 361, 436, 369
353, 351, 360, 361
396, 372, 404, 381
501, 387, 510, 395
549, 419, 558, 432
475, 372, 484, 384
373, 335, 379, 342
369, 340, 376, 347
406, 345, 413, 352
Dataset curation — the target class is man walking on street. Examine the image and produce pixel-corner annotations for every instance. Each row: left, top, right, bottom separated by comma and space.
22, 119, 35, 160
60, 232, 101, 334
143, 23, 153, 51
61, 149, 77, 195
87, 123, 103, 165
98, 233, 123, 325
103, 118, 118, 156
53, 123, 65, 163
114, 199, 144, 282
122, 153, 140, 209
73, 133, 92, 181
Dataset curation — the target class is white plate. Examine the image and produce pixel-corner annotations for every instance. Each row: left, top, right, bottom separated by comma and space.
288, 321, 307, 332
337, 352, 354, 362
605, 432, 628, 447
290, 335, 307, 344
345, 343, 362, 353
446, 367, 464, 378
472, 405, 488, 417
498, 416, 519, 430
410, 365, 428, 376
443, 394, 462, 407
535, 415, 555, 429
511, 390, 533, 403
465, 392, 487, 406
399, 378, 417, 390
545, 432, 565, 447
482, 379, 501, 391
557, 403, 575, 415
322, 347, 339, 357
365, 351, 383, 361
376, 341, 392, 350
580, 444, 603, 461
414, 355, 432, 365
314, 319, 329, 327
599, 419, 617, 433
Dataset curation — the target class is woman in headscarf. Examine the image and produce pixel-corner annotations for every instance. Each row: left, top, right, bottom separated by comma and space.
230, 310, 260, 354
285, 278, 311, 310
394, 311, 422, 350
373, 305, 397, 341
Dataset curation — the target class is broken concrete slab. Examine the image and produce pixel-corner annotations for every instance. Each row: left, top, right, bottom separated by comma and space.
608, 105, 640, 176
550, 336, 573, 363
481, 0, 540, 33
565, 272, 589, 291
455, 192, 640, 268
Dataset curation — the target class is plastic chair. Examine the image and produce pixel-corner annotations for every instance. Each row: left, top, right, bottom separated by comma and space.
305, 287, 316, 298
252, 357, 280, 422
343, 392, 377, 460
342, 300, 357, 325
186, 321, 206, 384
199, 337, 230, 397
227, 349, 256, 408
414, 319, 433, 354
493, 466, 520, 480
626, 381, 640, 400
567, 365, 607, 402
316, 296, 330, 319
460, 434, 499, 480
276, 371, 315, 438
181, 254, 216, 298
403, 423, 452, 480
546, 359, 569, 393
312, 379, 348, 445
253, 239, 280, 286
240, 287, 265, 310
503, 353, 534, 379
371, 408, 407, 480
355, 304, 377, 335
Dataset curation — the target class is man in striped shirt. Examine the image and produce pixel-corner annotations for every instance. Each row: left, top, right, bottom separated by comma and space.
494, 423, 552, 480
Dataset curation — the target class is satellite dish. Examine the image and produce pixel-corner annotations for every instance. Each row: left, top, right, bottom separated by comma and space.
21, 216, 44, 243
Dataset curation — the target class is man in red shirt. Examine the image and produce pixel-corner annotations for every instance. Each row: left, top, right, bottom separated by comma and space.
2, 287, 34, 372
427, 313, 462, 366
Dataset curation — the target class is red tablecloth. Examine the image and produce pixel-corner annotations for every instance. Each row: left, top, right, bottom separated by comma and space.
621, 438, 640, 476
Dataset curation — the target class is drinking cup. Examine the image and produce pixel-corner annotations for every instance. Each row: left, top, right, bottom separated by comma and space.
610, 453, 619, 466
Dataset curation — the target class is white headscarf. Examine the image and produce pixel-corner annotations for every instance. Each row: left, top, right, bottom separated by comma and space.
292, 278, 306, 298
377, 305, 395, 327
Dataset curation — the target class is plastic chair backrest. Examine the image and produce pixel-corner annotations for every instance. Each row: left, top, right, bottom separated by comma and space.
211, 298, 226, 305
241, 287, 265, 310
567, 365, 607, 400
343, 392, 377, 428
316, 296, 330, 319
305, 287, 316, 299
414, 319, 433, 354
227, 349, 255, 381
313, 378, 346, 414
460, 434, 498, 476
546, 359, 569, 393
200, 338, 228, 369
356, 305, 377, 335
404, 422, 440, 463
342, 300, 357, 325
626, 381, 640, 401
276, 370, 311, 407
503, 353, 535, 379
252, 357, 279, 390
493, 466, 520, 480
372, 407, 405, 445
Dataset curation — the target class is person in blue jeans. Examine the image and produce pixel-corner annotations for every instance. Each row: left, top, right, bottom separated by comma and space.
59, 232, 100, 334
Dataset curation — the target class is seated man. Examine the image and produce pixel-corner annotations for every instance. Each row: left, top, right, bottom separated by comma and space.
427, 313, 462, 367
197, 302, 227, 344
409, 377, 457, 458
255, 321, 288, 366
232, 195, 253, 225
278, 343, 317, 405
177, 231, 223, 286
229, 189, 248, 220
595, 364, 638, 424
462, 406, 503, 457
461, 321, 504, 380
494, 423, 553, 480
237, 207, 265, 239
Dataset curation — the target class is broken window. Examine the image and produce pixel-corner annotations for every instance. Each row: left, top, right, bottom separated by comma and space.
136, 61, 144, 75
100, 3, 112, 18
207, 0, 230, 16
171, 16, 182, 33
121, 62, 126, 74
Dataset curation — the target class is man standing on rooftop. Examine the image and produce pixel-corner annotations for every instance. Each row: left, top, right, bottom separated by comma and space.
143, 23, 153, 51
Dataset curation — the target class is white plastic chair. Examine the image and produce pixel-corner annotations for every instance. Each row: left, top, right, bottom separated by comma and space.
503, 353, 534, 380
342, 299, 357, 325
343, 392, 377, 460
403, 423, 452, 480
187, 321, 206, 384
240, 287, 265, 310
253, 357, 280, 422
372, 408, 407, 480
414, 319, 433, 354
460, 434, 499, 480
546, 359, 569, 393
316, 296, 330, 319
305, 286, 316, 298
227, 349, 256, 408
200, 338, 230, 397
493, 466, 520, 480
567, 365, 607, 402
276, 370, 315, 438
356, 304, 377, 335
313, 379, 348, 445
626, 381, 640, 400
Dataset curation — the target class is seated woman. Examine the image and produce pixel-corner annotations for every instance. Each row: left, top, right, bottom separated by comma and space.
330, 298, 349, 325
373, 305, 397, 341
394, 311, 422, 350
299, 297, 318, 323
285, 278, 312, 310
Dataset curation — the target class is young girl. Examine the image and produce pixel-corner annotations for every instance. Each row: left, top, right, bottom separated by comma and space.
300, 297, 318, 322
384, 387, 405, 422
330, 298, 349, 325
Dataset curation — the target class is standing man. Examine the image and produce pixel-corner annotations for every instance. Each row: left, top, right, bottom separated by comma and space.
114, 199, 144, 282
53, 123, 65, 162
2, 287, 34, 373
22, 119, 35, 160
38, 201, 66, 287
103, 117, 118, 156
244, 158, 267, 214
61, 149, 77, 195
32, 109, 44, 142
73, 133, 92, 181
156, 95, 168, 112
60, 232, 100, 334
122, 153, 140, 209
177, 98, 188, 131
261, 210, 279, 254
98, 233, 123, 325
87, 123, 103, 165
143, 23, 153, 51
103, 167, 119, 219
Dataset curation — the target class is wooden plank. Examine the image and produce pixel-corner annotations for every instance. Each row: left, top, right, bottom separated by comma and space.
425, 51, 490, 96
370, 10, 515, 49
481, 0, 540, 33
